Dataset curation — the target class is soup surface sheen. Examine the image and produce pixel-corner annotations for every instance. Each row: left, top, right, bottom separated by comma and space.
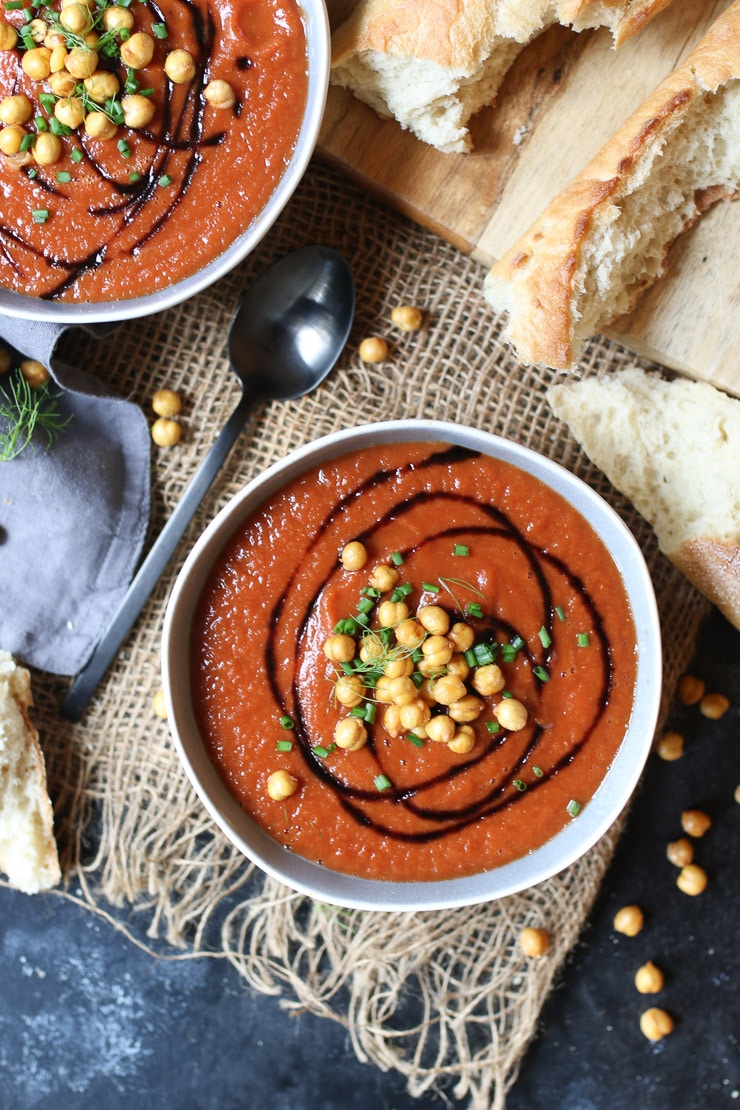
0, 0, 307, 302
191, 442, 638, 883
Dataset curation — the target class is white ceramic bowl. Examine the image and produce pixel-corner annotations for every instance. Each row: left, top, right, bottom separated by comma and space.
0, 0, 330, 325
162, 419, 662, 911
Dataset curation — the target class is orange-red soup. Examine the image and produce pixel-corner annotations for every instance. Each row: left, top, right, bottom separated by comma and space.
191, 442, 638, 883
0, 0, 307, 302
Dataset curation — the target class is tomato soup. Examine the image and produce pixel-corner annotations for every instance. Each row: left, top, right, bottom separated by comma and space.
190, 442, 638, 883
0, 0, 307, 302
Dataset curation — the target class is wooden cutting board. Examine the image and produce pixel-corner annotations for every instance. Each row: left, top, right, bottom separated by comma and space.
318, 0, 740, 398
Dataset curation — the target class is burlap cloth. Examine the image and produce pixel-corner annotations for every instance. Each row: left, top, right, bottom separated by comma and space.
25, 160, 707, 1109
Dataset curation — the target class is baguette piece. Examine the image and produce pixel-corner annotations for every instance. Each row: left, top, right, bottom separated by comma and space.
330, 0, 675, 154
483, 0, 740, 369
0, 651, 61, 894
548, 368, 740, 630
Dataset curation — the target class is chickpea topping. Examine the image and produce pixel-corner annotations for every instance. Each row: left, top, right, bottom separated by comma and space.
49, 71, 77, 97
676, 673, 705, 705
447, 622, 475, 653
613, 904, 644, 937
676, 863, 708, 896
493, 697, 528, 732
84, 70, 120, 105
425, 715, 455, 744
165, 48, 196, 84
121, 93, 156, 130
65, 46, 98, 80
150, 417, 182, 447
204, 78, 235, 109
334, 717, 367, 751
20, 359, 50, 389
152, 689, 167, 719
378, 599, 409, 627
635, 961, 664, 995
446, 653, 470, 680
358, 336, 388, 363
120, 31, 155, 70
340, 540, 367, 571
27, 18, 47, 43
22, 47, 52, 81
666, 837, 694, 868
49, 44, 68, 73
387, 675, 416, 707
60, 2, 93, 34
417, 605, 450, 636
0, 21, 18, 51
383, 704, 402, 737
374, 676, 394, 704
421, 634, 453, 669
383, 656, 413, 679
394, 618, 425, 646
84, 109, 118, 140
54, 97, 85, 131
322, 633, 355, 663
655, 730, 683, 761
0, 96, 33, 127
267, 770, 298, 801
399, 698, 431, 731
359, 635, 384, 664
681, 808, 711, 838
334, 674, 364, 708
519, 926, 550, 959
699, 692, 730, 719
0, 125, 25, 156
432, 674, 466, 706
471, 663, 505, 697
44, 30, 66, 48
448, 694, 484, 723
368, 563, 399, 592
448, 724, 475, 754
33, 131, 62, 165
151, 388, 182, 418
390, 304, 423, 331
640, 1007, 674, 1042
102, 5, 135, 32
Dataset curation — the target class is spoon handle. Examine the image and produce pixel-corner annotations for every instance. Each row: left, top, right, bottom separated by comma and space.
61, 392, 254, 722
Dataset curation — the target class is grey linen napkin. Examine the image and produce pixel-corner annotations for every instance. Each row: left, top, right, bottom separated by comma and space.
0, 316, 150, 676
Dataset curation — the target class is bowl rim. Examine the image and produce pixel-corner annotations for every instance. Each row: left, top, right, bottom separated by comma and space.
0, 0, 330, 324
161, 418, 663, 911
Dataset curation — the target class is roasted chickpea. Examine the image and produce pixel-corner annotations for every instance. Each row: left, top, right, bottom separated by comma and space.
152, 388, 182, 418
446, 653, 470, 680
152, 689, 167, 719
655, 730, 683, 761
640, 1008, 673, 1042
84, 70, 120, 104
374, 676, 394, 705
613, 904, 643, 936
417, 605, 449, 636
677, 673, 705, 705
27, 18, 47, 43
666, 837, 694, 867
85, 110, 119, 141
120, 31, 155, 70
322, 633, 355, 663
165, 48, 196, 84
150, 417, 181, 447
700, 692, 730, 719
394, 618, 425, 647
267, 769, 298, 801
447, 622, 474, 653
22, 46, 52, 80
49, 71, 77, 97
359, 635, 383, 664
390, 304, 423, 331
378, 599, 408, 627
102, 4, 135, 32
472, 663, 505, 697
421, 634, 453, 669
334, 717, 367, 751
493, 698, 527, 732
358, 336, 388, 363
44, 30, 66, 48
32, 132, 62, 165
49, 44, 68, 73
387, 675, 416, 707
520, 926, 550, 958
681, 808, 712, 838
334, 674, 364, 708
60, 3, 93, 34
20, 359, 50, 388
368, 563, 398, 592
448, 724, 475, 754
0, 96, 33, 126
425, 715, 454, 745
0, 20, 17, 51
383, 656, 413, 679
399, 698, 431, 732
203, 78, 235, 109
635, 961, 664, 995
66, 47, 98, 80
676, 864, 707, 896
448, 694, 484, 723
54, 97, 85, 131
382, 704, 402, 737
340, 540, 367, 571
432, 674, 466, 706
121, 93, 156, 130
0, 125, 25, 156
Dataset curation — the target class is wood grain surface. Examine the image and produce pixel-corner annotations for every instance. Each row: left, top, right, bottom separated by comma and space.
318, 0, 740, 397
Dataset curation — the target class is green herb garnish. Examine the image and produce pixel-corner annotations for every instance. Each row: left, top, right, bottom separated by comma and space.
0, 372, 73, 462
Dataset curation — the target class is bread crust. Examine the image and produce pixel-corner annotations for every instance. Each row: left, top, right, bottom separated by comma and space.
675, 538, 740, 632
483, 1, 740, 370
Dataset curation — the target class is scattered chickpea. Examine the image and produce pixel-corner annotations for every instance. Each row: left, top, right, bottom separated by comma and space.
20, 359, 50, 389
383, 656, 413, 679
334, 674, 364, 708
425, 715, 455, 745
203, 78, 235, 109
448, 694, 484, 723
358, 336, 388, 363
358, 635, 383, 664
387, 675, 416, 707
394, 618, 425, 646
334, 717, 367, 751
493, 697, 528, 732
472, 663, 505, 697
49, 71, 77, 97
681, 808, 711, 838
0, 21, 18, 51
447, 622, 475, 653
390, 304, 423, 331
151, 388, 182, 418
613, 904, 644, 937
60, 2, 93, 34
322, 633, 355, 663
49, 44, 68, 73
65, 46, 98, 80
44, 30, 66, 49
32, 131, 62, 165
383, 704, 402, 737
121, 93, 156, 130
27, 18, 47, 43
666, 837, 694, 867
165, 48, 196, 84
635, 961, 664, 995
676, 673, 705, 705
432, 674, 466, 706
0, 95, 33, 127
55, 97, 85, 131
368, 563, 399, 592
150, 416, 182, 447
676, 863, 707, 896
446, 653, 470, 680
421, 634, 453, 669
374, 676, 394, 705
399, 698, 431, 732
152, 689, 167, 719
120, 31, 155, 70
84, 71, 120, 105
699, 692, 730, 719
340, 540, 367, 571
520, 926, 550, 958
378, 599, 409, 627
267, 770, 298, 801
640, 1007, 674, 1042
417, 605, 449, 636
448, 724, 475, 754
85, 110, 119, 141
102, 4, 135, 32
22, 46, 52, 81
655, 730, 683, 761
0, 125, 25, 156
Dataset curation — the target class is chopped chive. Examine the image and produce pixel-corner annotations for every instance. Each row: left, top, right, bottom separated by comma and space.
354, 611, 370, 627
390, 551, 404, 565
406, 732, 425, 748
510, 635, 525, 652
533, 665, 550, 682
533, 765, 544, 778
39, 93, 56, 112
364, 703, 377, 724
577, 632, 590, 647
555, 605, 566, 622
129, 171, 142, 182
538, 626, 551, 648
117, 139, 132, 158
453, 544, 469, 556
27, 168, 37, 178
360, 586, 380, 599
34, 115, 48, 132
4, 2, 24, 8
56, 170, 71, 183
399, 582, 413, 596
410, 670, 424, 688
279, 715, 294, 729
512, 778, 527, 792
422, 582, 440, 593
485, 720, 500, 734
138, 87, 154, 97
276, 739, 293, 752
70, 147, 83, 163
334, 617, 358, 635
374, 773, 392, 791
411, 648, 424, 663
473, 643, 495, 666
466, 602, 483, 619
49, 118, 72, 136
567, 799, 582, 818
312, 745, 330, 759
464, 648, 477, 667
500, 645, 517, 663
32, 208, 50, 223
501, 690, 513, 699
151, 21, 168, 37
356, 596, 374, 615
340, 661, 354, 675
158, 174, 173, 187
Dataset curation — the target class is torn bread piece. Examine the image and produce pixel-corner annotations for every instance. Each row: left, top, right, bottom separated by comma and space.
484, 0, 740, 369
330, 0, 675, 154
0, 651, 61, 894
548, 368, 740, 630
